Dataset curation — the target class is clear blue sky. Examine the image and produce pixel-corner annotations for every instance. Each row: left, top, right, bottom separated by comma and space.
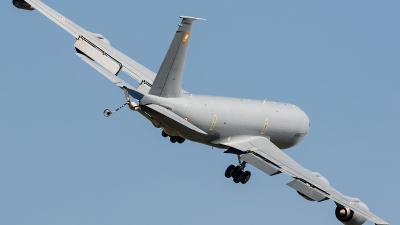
1, 1, 399, 224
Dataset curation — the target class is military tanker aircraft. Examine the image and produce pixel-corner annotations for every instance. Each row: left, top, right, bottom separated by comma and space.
12, 1, 389, 224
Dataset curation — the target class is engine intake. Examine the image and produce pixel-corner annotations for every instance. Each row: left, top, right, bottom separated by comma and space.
335, 199, 368, 225
12, 0, 35, 10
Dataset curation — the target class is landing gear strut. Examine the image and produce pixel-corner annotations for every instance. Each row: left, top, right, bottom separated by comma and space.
225, 155, 251, 184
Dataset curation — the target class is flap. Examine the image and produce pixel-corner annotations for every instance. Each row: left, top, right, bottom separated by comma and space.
24, 0, 156, 84
77, 53, 144, 100
241, 153, 280, 176
287, 179, 328, 202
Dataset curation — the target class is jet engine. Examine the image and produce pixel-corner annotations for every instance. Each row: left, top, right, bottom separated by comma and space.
335, 198, 368, 225
12, 0, 35, 10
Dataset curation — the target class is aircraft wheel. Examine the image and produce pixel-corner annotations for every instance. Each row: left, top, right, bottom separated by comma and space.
177, 137, 185, 144
162, 130, 169, 138
231, 166, 241, 177
225, 165, 235, 178
233, 170, 243, 183
170, 136, 177, 143
240, 171, 251, 184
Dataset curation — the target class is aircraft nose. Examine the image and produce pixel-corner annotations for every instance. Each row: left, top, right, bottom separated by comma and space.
298, 107, 310, 135
304, 112, 310, 133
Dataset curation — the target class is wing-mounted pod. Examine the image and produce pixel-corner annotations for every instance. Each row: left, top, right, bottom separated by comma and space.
335, 198, 368, 225
12, 0, 35, 10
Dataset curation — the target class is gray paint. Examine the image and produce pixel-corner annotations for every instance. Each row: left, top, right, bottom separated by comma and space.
287, 179, 328, 202
149, 17, 201, 98
12, 1, 389, 225
74, 38, 121, 75
241, 153, 280, 176
77, 53, 145, 100
140, 94, 309, 149
145, 104, 207, 135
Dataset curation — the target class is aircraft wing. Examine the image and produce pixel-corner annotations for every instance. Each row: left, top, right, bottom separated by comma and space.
76, 53, 144, 100
219, 136, 389, 225
23, 0, 156, 84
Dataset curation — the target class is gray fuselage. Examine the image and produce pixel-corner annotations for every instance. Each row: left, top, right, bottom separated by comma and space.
140, 94, 310, 150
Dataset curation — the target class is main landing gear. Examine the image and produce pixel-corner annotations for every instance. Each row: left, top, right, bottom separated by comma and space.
225, 155, 251, 184
161, 130, 185, 144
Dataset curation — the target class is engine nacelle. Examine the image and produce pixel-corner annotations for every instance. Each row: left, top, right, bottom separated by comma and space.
335, 199, 368, 225
12, 0, 35, 10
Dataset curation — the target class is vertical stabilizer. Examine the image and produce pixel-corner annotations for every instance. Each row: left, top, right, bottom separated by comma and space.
149, 16, 205, 98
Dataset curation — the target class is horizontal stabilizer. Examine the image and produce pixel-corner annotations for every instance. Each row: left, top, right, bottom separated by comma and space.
76, 53, 144, 100
145, 104, 207, 135
179, 16, 206, 21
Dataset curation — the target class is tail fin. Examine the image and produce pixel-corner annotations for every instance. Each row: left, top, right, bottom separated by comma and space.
149, 16, 205, 98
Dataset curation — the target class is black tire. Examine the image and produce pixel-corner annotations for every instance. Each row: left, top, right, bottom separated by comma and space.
240, 171, 251, 184
170, 136, 177, 143
162, 130, 168, 138
225, 165, 235, 178
177, 137, 185, 144
232, 166, 241, 177
233, 170, 243, 183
